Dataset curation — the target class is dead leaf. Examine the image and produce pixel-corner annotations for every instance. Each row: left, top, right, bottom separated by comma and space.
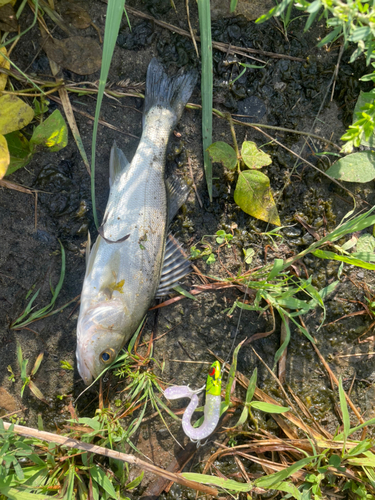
0, 46, 10, 92
0, 133, 10, 178
0, 387, 17, 411
59, 0, 91, 29
0, 95, 34, 135
0, 3, 18, 31
0, 0, 16, 7
43, 35, 102, 75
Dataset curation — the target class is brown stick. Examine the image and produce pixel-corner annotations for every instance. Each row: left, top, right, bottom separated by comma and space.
2, 422, 218, 497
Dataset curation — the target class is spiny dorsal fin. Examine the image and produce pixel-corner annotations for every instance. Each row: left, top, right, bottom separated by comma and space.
86, 235, 101, 277
156, 235, 191, 298
166, 175, 190, 223
85, 231, 91, 268
109, 141, 130, 187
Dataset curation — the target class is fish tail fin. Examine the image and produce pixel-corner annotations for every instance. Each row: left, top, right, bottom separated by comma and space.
143, 58, 197, 125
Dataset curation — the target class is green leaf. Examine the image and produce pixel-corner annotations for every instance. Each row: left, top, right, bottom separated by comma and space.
267, 258, 283, 280
181, 473, 252, 492
241, 141, 272, 170
356, 233, 375, 253
90, 466, 117, 499
352, 251, 375, 262
30, 110, 68, 152
255, 456, 316, 488
207, 141, 237, 170
243, 247, 255, 264
245, 368, 257, 404
338, 377, 350, 444
4, 131, 32, 176
126, 470, 144, 490
347, 452, 375, 467
353, 90, 375, 147
276, 481, 301, 500
225, 342, 242, 406
326, 151, 375, 183
234, 406, 249, 427
250, 401, 289, 413
60, 360, 74, 370
230, 0, 238, 12
345, 440, 373, 457
173, 285, 197, 300
312, 248, 375, 270
204, 253, 216, 265
273, 309, 291, 365
329, 454, 341, 467
234, 170, 280, 226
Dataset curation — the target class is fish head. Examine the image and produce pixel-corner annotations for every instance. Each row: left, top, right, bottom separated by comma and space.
76, 300, 127, 385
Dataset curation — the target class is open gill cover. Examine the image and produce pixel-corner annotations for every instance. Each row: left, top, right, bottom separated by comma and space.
156, 235, 191, 297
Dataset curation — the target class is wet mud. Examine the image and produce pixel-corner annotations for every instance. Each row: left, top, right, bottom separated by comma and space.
1, 0, 375, 497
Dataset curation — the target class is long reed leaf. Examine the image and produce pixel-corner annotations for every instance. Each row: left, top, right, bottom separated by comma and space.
91, 0, 125, 228
197, 0, 213, 201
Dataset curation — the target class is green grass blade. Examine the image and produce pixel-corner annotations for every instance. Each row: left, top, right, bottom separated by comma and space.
225, 341, 243, 406
273, 309, 290, 366
197, 0, 213, 201
338, 377, 350, 453
91, 0, 125, 228
245, 367, 257, 404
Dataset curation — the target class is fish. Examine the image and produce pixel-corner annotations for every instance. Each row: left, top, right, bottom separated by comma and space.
76, 58, 197, 385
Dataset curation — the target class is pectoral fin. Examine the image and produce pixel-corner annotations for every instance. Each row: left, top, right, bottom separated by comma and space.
156, 235, 191, 297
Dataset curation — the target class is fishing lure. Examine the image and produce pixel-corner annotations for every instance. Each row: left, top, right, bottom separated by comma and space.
164, 361, 222, 442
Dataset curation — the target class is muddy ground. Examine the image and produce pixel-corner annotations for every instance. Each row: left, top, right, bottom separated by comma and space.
1, 0, 375, 497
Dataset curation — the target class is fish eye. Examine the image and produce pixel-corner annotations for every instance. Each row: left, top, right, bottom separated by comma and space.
99, 348, 115, 364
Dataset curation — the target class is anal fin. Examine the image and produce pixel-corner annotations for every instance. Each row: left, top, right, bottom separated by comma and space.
156, 235, 191, 298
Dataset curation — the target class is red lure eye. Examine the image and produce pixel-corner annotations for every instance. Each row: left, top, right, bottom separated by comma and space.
209, 367, 215, 377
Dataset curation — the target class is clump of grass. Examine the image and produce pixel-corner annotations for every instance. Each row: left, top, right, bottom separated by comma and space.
10, 241, 66, 330
16, 342, 46, 403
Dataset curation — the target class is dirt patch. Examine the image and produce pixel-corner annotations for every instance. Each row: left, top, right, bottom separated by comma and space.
1, 0, 375, 497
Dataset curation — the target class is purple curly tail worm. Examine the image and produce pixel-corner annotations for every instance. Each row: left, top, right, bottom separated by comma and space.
164, 385, 221, 441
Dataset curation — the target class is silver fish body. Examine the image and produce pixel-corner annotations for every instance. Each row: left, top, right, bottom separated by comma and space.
76, 59, 197, 384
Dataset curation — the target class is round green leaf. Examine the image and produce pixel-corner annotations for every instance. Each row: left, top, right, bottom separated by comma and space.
30, 110, 68, 152
207, 141, 237, 170
326, 151, 375, 183
4, 131, 31, 176
234, 170, 281, 226
241, 141, 272, 169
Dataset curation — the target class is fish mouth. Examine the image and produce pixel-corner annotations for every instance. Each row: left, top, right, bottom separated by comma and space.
76, 350, 94, 385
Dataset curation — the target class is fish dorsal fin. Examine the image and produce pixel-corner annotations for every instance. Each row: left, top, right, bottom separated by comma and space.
86, 235, 101, 277
166, 175, 190, 223
156, 234, 191, 298
109, 141, 130, 187
85, 231, 91, 268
